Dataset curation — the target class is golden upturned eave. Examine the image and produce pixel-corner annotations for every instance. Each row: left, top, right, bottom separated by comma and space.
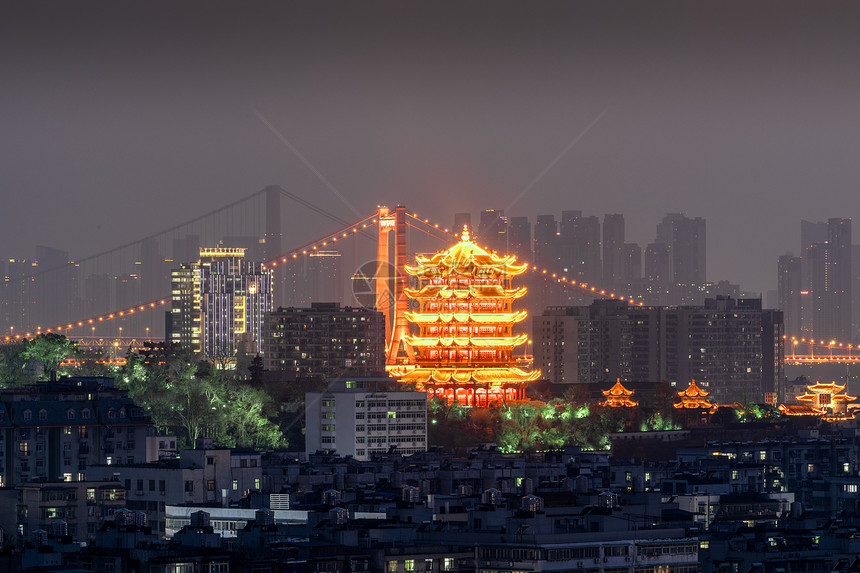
404, 285, 527, 300
404, 235, 528, 277
404, 310, 528, 324
405, 333, 529, 348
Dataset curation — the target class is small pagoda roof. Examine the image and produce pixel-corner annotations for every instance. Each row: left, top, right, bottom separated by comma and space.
600, 380, 638, 407
674, 380, 713, 409
795, 381, 858, 403
677, 380, 710, 398
602, 379, 635, 398
796, 392, 858, 403
778, 404, 824, 417
805, 382, 847, 394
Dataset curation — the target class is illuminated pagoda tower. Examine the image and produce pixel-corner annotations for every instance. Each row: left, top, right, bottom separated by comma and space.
388, 226, 539, 405
782, 381, 858, 420
600, 379, 638, 408
674, 380, 714, 410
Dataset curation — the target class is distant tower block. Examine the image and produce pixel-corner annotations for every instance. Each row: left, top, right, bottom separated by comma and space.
388, 226, 540, 405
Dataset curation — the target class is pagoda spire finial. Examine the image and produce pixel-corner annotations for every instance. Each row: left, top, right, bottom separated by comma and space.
461, 225, 470, 242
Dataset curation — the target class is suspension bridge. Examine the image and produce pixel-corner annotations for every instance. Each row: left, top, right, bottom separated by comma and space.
0, 186, 852, 364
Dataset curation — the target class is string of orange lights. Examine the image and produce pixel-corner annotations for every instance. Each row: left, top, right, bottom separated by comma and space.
1, 299, 170, 342
529, 267, 645, 306
261, 212, 379, 271
21, 208, 842, 351
783, 335, 859, 355
404, 212, 459, 242
1, 212, 382, 345
404, 212, 645, 306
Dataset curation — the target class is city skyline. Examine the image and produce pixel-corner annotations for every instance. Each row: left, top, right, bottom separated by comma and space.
3, 1, 860, 296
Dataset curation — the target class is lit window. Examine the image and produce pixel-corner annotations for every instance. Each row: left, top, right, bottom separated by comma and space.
405, 560, 415, 572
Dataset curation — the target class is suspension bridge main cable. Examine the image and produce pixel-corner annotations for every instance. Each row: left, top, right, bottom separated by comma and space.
3, 186, 380, 337
1, 187, 270, 288
277, 187, 376, 242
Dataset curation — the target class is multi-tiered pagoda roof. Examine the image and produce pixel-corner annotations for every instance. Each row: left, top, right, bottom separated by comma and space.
388, 227, 538, 405
600, 379, 639, 408
674, 380, 714, 410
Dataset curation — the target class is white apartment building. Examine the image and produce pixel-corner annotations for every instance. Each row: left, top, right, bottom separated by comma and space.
306, 378, 427, 461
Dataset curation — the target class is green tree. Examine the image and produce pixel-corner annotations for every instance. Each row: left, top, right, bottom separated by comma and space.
23, 333, 78, 378
221, 383, 287, 449
497, 401, 544, 453
0, 340, 34, 388
0, 342, 35, 387
118, 343, 288, 449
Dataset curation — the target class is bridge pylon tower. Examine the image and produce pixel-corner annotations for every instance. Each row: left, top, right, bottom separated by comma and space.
377, 206, 412, 364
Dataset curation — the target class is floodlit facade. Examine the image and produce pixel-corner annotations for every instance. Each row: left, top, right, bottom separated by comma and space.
388, 227, 539, 405
170, 247, 273, 358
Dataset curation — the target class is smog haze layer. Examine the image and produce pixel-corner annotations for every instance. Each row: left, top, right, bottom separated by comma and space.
2, 1, 860, 294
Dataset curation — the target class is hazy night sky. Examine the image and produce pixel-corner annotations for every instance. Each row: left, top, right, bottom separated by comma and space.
2, 1, 860, 295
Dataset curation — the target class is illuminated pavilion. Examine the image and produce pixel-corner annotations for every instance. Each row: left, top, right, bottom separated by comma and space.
674, 380, 714, 410
600, 379, 639, 408
387, 226, 539, 405
780, 381, 858, 420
